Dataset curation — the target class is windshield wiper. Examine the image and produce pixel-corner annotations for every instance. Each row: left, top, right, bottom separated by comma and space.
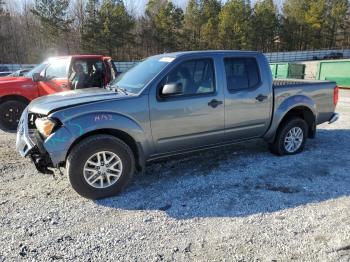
116, 86, 129, 95
111, 86, 128, 95
106, 84, 113, 91
106, 84, 129, 95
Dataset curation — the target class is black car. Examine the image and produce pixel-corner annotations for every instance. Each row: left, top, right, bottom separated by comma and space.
324, 52, 344, 60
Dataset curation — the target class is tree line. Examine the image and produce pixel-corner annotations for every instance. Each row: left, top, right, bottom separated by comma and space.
0, 0, 349, 64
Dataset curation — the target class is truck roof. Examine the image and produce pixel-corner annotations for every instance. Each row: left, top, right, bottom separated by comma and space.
49, 55, 111, 59
156, 50, 263, 58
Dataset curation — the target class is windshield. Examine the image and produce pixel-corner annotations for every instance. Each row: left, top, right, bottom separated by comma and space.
109, 56, 175, 94
24, 62, 49, 78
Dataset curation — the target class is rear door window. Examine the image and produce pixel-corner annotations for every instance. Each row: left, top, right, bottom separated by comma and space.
224, 58, 260, 91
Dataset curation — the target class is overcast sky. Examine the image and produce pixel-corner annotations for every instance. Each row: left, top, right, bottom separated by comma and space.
125, 0, 285, 16
10, 0, 285, 16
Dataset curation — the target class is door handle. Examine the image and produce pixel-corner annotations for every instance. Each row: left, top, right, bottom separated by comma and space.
208, 99, 223, 108
256, 94, 268, 102
60, 84, 67, 88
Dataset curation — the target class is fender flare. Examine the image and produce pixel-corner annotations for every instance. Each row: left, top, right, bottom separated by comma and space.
44, 112, 152, 169
264, 95, 317, 142
0, 94, 30, 104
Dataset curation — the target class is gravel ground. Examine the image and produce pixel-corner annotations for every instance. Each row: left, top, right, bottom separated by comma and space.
1, 91, 350, 262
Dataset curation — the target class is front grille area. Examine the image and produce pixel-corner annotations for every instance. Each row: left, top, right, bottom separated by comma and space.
28, 113, 45, 129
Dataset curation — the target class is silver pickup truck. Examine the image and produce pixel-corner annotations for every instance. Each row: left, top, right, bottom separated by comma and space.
16, 51, 339, 199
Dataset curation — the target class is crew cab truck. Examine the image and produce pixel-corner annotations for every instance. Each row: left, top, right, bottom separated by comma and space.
0, 55, 117, 131
16, 51, 339, 199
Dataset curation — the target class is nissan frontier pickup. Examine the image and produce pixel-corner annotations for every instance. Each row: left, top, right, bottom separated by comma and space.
16, 51, 339, 199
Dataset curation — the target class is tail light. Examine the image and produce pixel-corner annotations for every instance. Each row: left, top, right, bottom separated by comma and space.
334, 86, 339, 106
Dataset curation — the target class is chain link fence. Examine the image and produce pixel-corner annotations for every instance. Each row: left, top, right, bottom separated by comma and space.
2, 48, 350, 73
265, 48, 350, 63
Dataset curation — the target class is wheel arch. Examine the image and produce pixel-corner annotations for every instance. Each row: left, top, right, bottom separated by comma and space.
264, 102, 316, 143
280, 106, 316, 137
0, 94, 30, 105
65, 128, 144, 172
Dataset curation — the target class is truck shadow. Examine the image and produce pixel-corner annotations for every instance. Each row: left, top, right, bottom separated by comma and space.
96, 128, 350, 219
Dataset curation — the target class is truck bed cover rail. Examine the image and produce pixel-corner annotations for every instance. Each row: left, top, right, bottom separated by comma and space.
273, 79, 333, 87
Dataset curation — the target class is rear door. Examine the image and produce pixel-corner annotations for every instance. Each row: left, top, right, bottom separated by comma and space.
223, 56, 272, 140
37, 58, 70, 96
150, 57, 225, 154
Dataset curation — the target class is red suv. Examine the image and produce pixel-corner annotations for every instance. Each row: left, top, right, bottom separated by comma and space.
0, 55, 117, 131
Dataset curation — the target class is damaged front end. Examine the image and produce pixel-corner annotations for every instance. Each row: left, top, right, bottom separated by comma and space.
29, 132, 54, 174
16, 108, 54, 174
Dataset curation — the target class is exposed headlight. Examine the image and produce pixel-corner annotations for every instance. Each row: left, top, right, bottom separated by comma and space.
35, 117, 58, 137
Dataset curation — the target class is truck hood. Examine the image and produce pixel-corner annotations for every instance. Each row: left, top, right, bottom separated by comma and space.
0, 76, 31, 85
28, 87, 124, 115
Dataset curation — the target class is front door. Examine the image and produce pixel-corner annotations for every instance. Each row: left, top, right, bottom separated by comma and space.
37, 57, 70, 96
223, 57, 272, 141
150, 58, 225, 154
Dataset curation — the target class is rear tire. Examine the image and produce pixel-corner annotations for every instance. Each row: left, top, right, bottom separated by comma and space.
67, 135, 135, 199
268, 117, 308, 156
0, 100, 27, 132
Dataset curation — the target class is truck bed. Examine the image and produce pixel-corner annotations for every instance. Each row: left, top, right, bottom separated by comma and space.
272, 79, 337, 125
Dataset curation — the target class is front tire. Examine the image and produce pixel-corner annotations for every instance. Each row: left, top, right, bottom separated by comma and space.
67, 135, 135, 199
269, 117, 308, 156
0, 100, 27, 132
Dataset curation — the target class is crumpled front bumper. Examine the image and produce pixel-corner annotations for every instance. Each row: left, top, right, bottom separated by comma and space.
16, 108, 54, 174
16, 108, 34, 157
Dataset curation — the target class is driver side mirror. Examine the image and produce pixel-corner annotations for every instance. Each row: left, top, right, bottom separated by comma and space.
161, 83, 183, 97
32, 73, 45, 82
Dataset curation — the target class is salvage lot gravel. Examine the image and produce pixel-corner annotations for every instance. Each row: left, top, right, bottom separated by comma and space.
1, 91, 350, 261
